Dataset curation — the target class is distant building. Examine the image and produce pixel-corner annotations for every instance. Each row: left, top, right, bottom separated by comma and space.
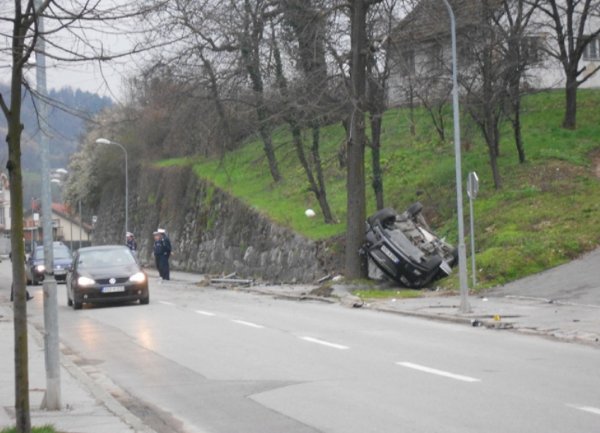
387, 0, 600, 105
24, 202, 92, 251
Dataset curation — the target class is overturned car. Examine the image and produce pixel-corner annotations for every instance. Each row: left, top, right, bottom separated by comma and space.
364, 203, 457, 288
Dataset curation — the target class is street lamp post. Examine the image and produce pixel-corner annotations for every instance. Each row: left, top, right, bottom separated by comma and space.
95, 138, 128, 239
441, 0, 471, 313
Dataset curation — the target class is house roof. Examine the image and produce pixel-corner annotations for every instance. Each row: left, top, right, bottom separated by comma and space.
392, 0, 503, 45
25, 203, 93, 233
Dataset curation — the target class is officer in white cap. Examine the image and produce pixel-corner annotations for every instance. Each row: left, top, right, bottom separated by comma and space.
126, 232, 137, 252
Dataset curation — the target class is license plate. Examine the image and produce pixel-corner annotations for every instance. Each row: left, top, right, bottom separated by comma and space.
380, 245, 399, 263
440, 261, 452, 275
102, 286, 125, 293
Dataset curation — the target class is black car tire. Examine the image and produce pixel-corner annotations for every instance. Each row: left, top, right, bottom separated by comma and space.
368, 208, 397, 228
407, 202, 423, 217
73, 298, 83, 310
140, 295, 150, 305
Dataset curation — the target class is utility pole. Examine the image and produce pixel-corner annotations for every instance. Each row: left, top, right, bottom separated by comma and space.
441, 0, 471, 313
36, 0, 61, 410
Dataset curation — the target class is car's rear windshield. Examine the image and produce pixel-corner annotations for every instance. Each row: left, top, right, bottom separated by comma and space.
35, 246, 72, 260
77, 248, 136, 269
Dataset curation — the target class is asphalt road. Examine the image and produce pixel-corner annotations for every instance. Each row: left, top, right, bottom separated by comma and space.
9, 262, 600, 433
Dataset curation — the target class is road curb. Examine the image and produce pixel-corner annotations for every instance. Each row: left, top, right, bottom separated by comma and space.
26, 319, 159, 433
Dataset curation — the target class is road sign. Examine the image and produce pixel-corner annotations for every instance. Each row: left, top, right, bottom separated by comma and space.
467, 172, 479, 200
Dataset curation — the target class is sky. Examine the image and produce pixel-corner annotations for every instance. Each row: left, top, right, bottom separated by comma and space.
0, 1, 149, 101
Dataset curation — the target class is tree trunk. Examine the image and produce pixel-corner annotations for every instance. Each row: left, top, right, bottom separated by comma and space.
346, 0, 369, 280
6, 11, 31, 430
562, 75, 577, 130
369, 113, 384, 210
512, 97, 526, 163
310, 126, 335, 223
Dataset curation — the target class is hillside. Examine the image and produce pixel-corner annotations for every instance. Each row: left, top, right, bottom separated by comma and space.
162, 89, 600, 290
0, 83, 113, 205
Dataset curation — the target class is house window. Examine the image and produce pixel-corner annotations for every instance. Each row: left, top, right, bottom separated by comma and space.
583, 36, 600, 61
400, 49, 415, 75
521, 36, 544, 64
426, 43, 444, 72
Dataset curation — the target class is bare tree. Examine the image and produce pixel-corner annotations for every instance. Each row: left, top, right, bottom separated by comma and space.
1, 2, 152, 430
271, 14, 336, 223
366, 0, 399, 210
495, 0, 540, 163
534, 0, 600, 129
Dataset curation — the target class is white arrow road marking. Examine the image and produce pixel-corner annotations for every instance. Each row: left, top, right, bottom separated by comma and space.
232, 319, 264, 329
397, 362, 481, 383
159, 301, 175, 306
300, 336, 349, 350
567, 405, 600, 416
195, 310, 216, 316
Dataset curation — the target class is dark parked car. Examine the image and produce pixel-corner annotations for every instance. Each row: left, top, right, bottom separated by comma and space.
25, 242, 73, 285
364, 203, 457, 288
66, 245, 149, 310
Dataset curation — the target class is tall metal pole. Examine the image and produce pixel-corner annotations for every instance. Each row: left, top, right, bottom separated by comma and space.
78, 200, 82, 249
441, 0, 470, 313
95, 138, 128, 238
35, 1, 61, 409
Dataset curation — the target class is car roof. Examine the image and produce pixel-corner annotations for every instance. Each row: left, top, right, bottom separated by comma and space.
77, 245, 130, 253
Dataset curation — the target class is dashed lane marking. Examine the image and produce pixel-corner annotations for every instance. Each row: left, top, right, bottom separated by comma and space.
397, 362, 481, 383
159, 301, 175, 306
195, 310, 216, 316
567, 405, 600, 416
231, 319, 264, 329
300, 336, 349, 350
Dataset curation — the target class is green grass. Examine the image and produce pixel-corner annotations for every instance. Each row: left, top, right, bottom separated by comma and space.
165, 89, 600, 292
1, 426, 57, 433
353, 289, 424, 299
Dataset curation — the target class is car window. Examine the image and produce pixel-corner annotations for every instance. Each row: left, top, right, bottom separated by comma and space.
78, 249, 136, 269
54, 247, 72, 259
34, 246, 72, 260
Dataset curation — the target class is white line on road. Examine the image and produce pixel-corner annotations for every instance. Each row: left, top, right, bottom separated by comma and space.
195, 310, 216, 317
397, 362, 481, 383
231, 319, 264, 329
159, 301, 175, 306
567, 404, 600, 416
300, 336, 349, 350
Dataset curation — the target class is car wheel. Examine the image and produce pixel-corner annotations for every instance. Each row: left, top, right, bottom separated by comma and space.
140, 295, 150, 305
407, 202, 423, 217
73, 298, 82, 310
368, 208, 397, 227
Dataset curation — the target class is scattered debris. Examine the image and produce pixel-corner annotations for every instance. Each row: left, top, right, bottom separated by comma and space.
210, 277, 253, 286
317, 274, 332, 284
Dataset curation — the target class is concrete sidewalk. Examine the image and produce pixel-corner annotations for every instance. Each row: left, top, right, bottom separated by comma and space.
0, 300, 156, 433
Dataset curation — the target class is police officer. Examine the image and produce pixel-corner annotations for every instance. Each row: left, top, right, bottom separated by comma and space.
153, 230, 171, 281
157, 228, 171, 280
126, 232, 137, 252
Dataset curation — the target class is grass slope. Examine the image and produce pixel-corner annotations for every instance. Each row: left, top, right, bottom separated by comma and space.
163, 89, 600, 290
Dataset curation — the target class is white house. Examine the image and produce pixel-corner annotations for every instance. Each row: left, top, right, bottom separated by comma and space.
387, 0, 600, 106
